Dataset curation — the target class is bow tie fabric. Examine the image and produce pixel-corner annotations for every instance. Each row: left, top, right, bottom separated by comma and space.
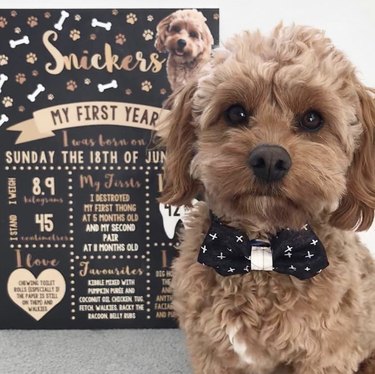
197, 214, 329, 280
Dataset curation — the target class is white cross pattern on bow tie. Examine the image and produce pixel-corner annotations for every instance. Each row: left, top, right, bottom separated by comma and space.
209, 233, 218, 240
311, 239, 318, 246
305, 267, 311, 271
244, 265, 250, 272
289, 265, 297, 271
244, 256, 251, 261
301, 224, 308, 231
217, 252, 226, 260
227, 247, 232, 252
201, 245, 207, 253
228, 267, 235, 273
236, 235, 244, 243
305, 251, 314, 259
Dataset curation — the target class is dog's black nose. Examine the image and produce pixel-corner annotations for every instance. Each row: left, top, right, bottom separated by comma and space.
177, 39, 187, 49
249, 145, 291, 182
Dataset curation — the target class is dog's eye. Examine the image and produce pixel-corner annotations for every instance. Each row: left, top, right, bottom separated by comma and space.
171, 25, 180, 33
190, 31, 199, 38
224, 105, 248, 126
299, 110, 324, 131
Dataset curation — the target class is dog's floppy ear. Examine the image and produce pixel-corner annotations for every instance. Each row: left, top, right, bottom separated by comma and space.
330, 84, 375, 231
155, 14, 173, 53
202, 21, 214, 49
157, 80, 201, 206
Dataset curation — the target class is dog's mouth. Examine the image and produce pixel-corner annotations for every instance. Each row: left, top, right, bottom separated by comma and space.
174, 49, 185, 56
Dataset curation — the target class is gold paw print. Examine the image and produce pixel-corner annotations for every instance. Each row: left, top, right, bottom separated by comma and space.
2, 96, 13, 108
126, 13, 137, 25
142, 29, 154, 41
27, 16, 38, 28
15, 73, 26, 84
70, 29, 81, 41
26, 53, 37, 64
115, 33, 126, 45
0, 17, 8, 29
0, 55, 8, 66
66, 80, 78, 91
141, 81, 152, 92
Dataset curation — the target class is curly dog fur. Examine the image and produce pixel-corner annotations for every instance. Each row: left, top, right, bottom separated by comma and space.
158, 25, 375, 374
155, 9, 213, 91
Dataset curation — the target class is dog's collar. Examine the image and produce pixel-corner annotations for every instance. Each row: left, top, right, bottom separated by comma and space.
198, 212, 329, 280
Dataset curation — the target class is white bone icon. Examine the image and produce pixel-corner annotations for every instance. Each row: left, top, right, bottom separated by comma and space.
27, 84, 45, 102
9, 36, 30, 48
98, 79, 118, 92
159, 200, 198, 239
0, 114, 9, 127
0, 74, 8, 93
91, 18, 112, 31
54, 10, 70, 31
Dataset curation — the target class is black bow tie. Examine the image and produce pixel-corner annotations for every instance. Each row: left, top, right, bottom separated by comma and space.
198, 213, 329, 280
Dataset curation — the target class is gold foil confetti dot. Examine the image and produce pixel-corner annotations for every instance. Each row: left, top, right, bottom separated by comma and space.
125, 88, 132, 95
141, 80, 152, 92
84, 78, 91, 85
142, 29, 154, 41
213, 13, 220, 20
69, 29, 81, 41
11, 10, 17, 17
27, 16, 38, 28
74, 14, 81, 21
160, 88, 167, 95
14, 27, 21, 34
112, 9, 119, 16
48, 94, 54, 101
32, 70, 39, 77
90, 33, 97, 41
147, 15, 154, 22
66, 80, 78, 91
2, 96, 13, 108
44, 12, 51, 19
126, 13, 137, 25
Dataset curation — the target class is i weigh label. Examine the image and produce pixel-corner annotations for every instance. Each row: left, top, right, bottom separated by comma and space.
0, 9, 219, 328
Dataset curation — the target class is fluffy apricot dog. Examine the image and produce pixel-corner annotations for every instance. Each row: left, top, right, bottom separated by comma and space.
158, 25, 375, 374
155, 9, 214, 91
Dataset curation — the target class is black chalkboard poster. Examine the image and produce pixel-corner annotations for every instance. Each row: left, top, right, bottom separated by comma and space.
0, 8, 219, 328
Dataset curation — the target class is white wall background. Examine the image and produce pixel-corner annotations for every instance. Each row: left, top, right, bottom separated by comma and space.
2, 0, 375, 253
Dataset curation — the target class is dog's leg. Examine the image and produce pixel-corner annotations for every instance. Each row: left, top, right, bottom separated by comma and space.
357, 352, 375, 374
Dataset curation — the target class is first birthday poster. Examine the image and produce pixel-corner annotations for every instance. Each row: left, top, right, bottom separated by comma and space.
0, 9, 219, 328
